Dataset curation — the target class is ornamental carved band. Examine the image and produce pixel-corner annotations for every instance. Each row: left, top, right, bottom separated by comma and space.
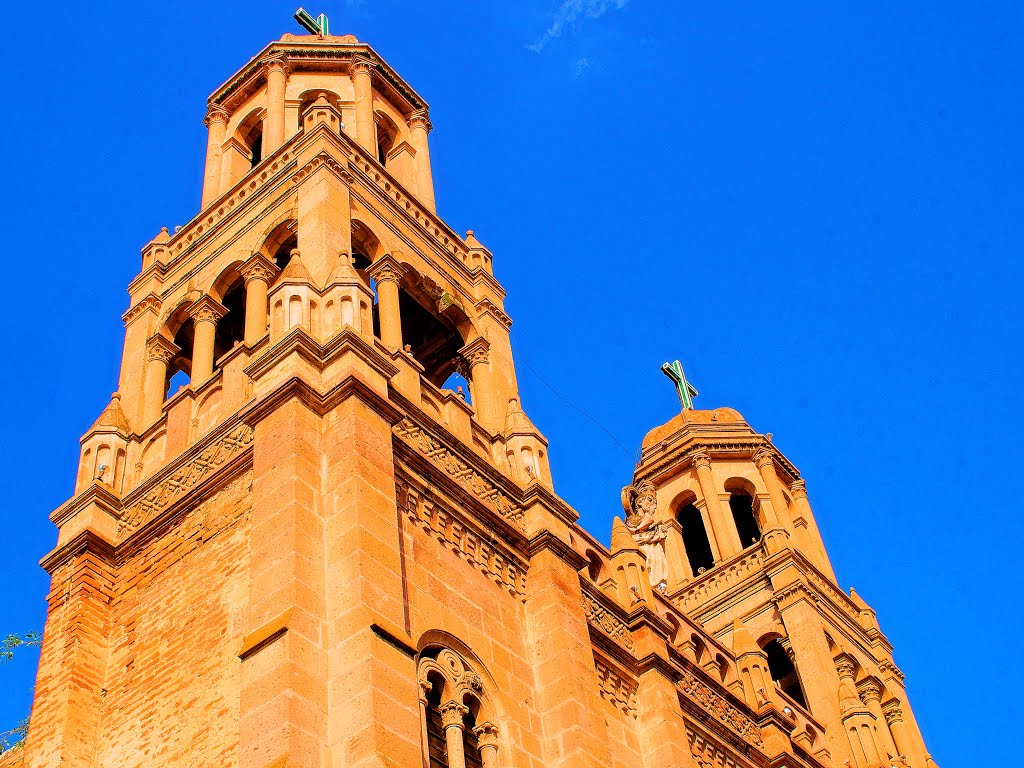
475, 298, 513, 330
677, 669, 763, 747
118, 423, 254, 539
393, 419, 526, 530
124, 295, 162, 325
582, 592, 634, 651
293, 153, 354, 185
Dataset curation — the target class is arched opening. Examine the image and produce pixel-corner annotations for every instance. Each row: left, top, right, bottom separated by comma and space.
729, 491, 762, 548
213, 276, 246, 362
166, 318, 194, 398
399, 287, 467, 387
440, 371, 471, 404
761, 639, 808, 709
461, 698, 484, 768
375, 111, 400, 166
585, 549, 605, 583
423, 673, 448, 768
677, 502, 715, 576
272, 233, 298, 271
245, 121, 263, 168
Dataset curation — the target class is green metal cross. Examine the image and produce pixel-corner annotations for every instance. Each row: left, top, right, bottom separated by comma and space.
661, 360, 699, 411
294, 7, 329, 36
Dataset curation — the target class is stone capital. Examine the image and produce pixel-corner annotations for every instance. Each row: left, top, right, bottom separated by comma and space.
857, 677, 883, 706
752, 446, 775, 470
351, 56, 374, 77
240, 253, 280, 285
473, 722, 499, 749
882, 700, 905, 725
187, 295, 228, 325
438, 700, 468, 729
834, 652, 857, 681
261, 52, 289, 74
790, 478, 808, 499
147, 334, 181, 363
459, 337, 491, 368
409, 108, 432, 133
417, 677, 432, 704
690, 449, 712, 471
367, 254, 407, 285
203, 104, 229, 126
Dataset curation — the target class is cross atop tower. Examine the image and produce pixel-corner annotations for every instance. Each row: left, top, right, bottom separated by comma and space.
661, 360, 698, 411
294, 7, 329, 36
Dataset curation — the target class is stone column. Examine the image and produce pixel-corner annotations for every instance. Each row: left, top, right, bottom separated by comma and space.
860, 679, 899, 761
143, 335, 180, 425
367, 255, 406, 349
408, 109, 436, 211
460, 338, 501, 433
187, 296, 228, 386
439, 701, 468, 768
664, 518, 693, 590
240, 253, 279, 345
351, 57, 376, 154
752, 448, 787, 528
202, 105, 229, 207
474, 723, 499, 768
418, 680, 433, 768
263, 54, 288, 154
790, 479, 838, 580
691, 450, 739, 560
883, 702, 912, 765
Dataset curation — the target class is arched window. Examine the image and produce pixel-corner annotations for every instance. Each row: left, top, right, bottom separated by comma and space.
245, 121, 263, 168
761, 638, 808, 709
376, 112, 399, 166
418, 648, 501, 768
729, 491, 762, 548
677, 502, 715, 576
214, 275, 246, 362
166, 318, 195, 398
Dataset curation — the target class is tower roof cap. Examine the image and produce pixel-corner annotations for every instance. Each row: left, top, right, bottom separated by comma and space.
610, 516, 638, 555
504, 397, 545, 440
87, 392, 130, 436
277, 250, 314, 285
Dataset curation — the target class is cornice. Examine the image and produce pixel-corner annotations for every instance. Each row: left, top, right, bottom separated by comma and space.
40, 529, 117, 573
527, 530, 587, 570
208, 40, 428, 116
242, 326, 399, 384
520, 482, 580, 526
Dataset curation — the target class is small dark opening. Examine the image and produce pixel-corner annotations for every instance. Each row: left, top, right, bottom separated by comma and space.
730, 492, 762, 547
424, 683, 448, 768
678, 503, 715, 576
273, 234, 299, 270
166, 319, 195, 398
247, 121, 264, 168
762, 639, 808, 709
462, 706, 483, 768
214, 280, 246, 360
399, 290, 465, 387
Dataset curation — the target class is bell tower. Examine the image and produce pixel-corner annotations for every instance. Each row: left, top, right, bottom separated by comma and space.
13, 20, 938, 768
622, 402, 936, 768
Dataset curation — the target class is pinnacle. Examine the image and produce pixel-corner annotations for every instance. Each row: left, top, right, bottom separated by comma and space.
504, 397, 541, 437
89, 392, 130, 436
278, 249, 313, 284
610, 516, 635, 554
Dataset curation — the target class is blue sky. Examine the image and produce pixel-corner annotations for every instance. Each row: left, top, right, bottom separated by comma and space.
1, 2, 1021, 763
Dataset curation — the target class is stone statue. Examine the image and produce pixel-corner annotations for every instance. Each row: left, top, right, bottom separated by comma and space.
621, 479, 669, 592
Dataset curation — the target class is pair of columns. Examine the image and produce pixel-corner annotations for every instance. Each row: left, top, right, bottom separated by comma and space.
435, 700, 499, 768
141, 254, 278, 425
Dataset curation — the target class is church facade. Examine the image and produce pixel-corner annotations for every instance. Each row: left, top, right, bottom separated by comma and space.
7, 28, 936, 768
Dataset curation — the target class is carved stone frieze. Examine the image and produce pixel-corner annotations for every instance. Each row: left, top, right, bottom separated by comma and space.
771, 582, 819, 611
594, 657, 638, 717
677, 669, 763, 747
393, 418, 525, 530
582, 591, 634, 651
293, 153, 354, 185
475, 298, 512, 330
123, 294, 162, 325
396, 477, 526, 598
687, 728, 741, 768
118, 423, 254, 538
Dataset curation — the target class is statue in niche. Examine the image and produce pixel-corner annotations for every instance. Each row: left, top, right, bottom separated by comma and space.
621, 479, 669, 592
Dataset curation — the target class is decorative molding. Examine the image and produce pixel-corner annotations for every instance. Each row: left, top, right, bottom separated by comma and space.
582, 592, 634, 651
293, 152, 353, 185
203, 104, 230, 126
690, 449, 712, 470
458, 337, 490, 368
473, 722, 499, 749
678, 670, 763, 747
409, 108, 432, 132
790, 478, 808, 499
752, 446, 775, 469
240, 253, 280, 284
187, 295, 228, 325
117, 423, 254, 538
261, 52, 289, 74
396, 477, 526, 598
123, 294, 162, 324
882, 701, 905, 725
350, 55, 375, 77
147, 334, 180, 363
857, 677, 883, 705
393, 418, 525, 530
687, 728, 741, 768
474, 298, 512, 330
674, 546, 765, 610
595, 657, 638, 717
367, 254, 407, 285
879, 659, 906, 682
771, 582, 819, 611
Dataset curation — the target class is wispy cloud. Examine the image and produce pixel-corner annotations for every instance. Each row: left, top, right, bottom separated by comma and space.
528, 0, 629, 53
573, 57, 591, 78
